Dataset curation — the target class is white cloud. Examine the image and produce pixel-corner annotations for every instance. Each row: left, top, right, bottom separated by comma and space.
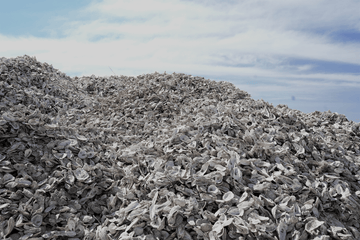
1, 0, 360, 80
296, 65, 313, 71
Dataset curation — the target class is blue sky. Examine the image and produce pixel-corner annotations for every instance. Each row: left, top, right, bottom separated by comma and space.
1, 0, 359, 122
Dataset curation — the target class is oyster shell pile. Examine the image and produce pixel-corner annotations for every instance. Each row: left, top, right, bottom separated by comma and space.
1, 55, 360, 240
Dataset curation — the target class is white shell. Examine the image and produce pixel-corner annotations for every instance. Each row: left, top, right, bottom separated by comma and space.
207, 185, 220, 195
305, 219, 324, 235
73, 168, 89, 181
222, 191, 234, 201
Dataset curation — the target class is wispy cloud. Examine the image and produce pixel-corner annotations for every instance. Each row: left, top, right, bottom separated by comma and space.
2, 0, 360, 76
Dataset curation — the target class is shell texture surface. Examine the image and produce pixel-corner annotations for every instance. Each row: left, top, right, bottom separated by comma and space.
1, 55, 360, 239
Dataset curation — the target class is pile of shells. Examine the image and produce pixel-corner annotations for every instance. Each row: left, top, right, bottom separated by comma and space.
1, 55, 360, 240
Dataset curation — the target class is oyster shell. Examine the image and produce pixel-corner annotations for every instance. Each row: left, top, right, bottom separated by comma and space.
31, 214, 43, 228
73, 168, 89, 181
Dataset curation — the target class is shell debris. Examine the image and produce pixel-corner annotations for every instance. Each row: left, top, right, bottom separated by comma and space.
1, 55, 360, 239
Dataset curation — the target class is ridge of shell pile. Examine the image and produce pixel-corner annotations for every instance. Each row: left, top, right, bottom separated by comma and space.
1, 55, 360, 240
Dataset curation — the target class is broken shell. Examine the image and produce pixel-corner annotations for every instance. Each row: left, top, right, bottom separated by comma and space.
76, 134, 88, 141
87, 151, 97, 158
207, 185, 220, 195
78, 150, 88, 159
277, 219, 287, 240
4, 216, 15, 237
65, 171, 75, 185
305, 219, 324, 235
2, 113, 16, 122
73, 168, 89, 181
53, 151, 67, 160
24, 149, 32, 158
200, 223, 213, 232
2, 173, 15, 183
227, 207, 241, 216
31, 214, 43, 228
222, 191, 234, 202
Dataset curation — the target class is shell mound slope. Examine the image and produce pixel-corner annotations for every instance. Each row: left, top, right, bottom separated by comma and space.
1, 55, 360, 239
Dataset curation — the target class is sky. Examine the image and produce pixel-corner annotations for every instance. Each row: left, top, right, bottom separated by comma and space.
1, 0, 359, 122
